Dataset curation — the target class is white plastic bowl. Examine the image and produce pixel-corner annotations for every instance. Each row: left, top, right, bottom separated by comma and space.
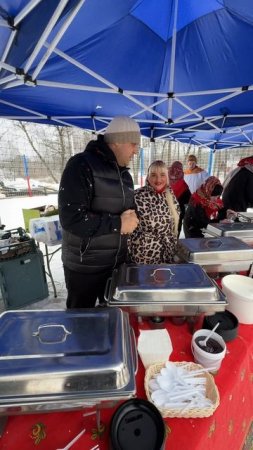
221, 274, 253, 325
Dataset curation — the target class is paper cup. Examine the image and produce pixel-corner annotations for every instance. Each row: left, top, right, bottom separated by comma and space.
191, 329, 226, 374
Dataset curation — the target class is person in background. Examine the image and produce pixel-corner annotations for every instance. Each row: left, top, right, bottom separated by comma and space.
128, 160, 180, 264
183, 176, 233, 238
184, 154, 208, 194
168, 161, 191, 237
58, 116, 140, 308
222, 155, 253, 212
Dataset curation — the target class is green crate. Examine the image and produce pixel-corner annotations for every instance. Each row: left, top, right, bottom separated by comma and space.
0, 248, 49, 309
22, 206, 46, 232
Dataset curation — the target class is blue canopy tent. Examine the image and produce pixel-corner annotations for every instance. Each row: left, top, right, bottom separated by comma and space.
1, 0, 253, 151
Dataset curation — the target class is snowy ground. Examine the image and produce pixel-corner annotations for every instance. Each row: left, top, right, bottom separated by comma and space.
0, 194, 66, 311
3, 194, 250, 313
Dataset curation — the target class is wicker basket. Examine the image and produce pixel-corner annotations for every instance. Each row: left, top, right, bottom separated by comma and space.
145, 361, 220, 418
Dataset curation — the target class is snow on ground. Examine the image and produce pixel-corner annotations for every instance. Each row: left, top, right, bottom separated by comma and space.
0, 194, 66, 311
0, 192, 190, 312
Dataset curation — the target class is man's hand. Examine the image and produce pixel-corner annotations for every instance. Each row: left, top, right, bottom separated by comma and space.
120, 209, 139, 235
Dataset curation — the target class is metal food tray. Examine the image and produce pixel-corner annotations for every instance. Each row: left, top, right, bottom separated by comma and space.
238, 212, 253, 223
105, 263, 227, 317
177, 237, 253, 272
206, 222, 253, 237
107, 263, 219, 302
0, 309, 137, 415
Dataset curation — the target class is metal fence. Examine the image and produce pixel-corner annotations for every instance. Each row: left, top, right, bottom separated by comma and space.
0, 119, 252, 198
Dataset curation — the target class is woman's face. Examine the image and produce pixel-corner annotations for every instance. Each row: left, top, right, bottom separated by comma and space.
170, 162, 183, 179
148, 167, 168, 190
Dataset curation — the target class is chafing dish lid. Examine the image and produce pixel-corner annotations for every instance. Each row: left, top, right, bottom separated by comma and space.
0, 309, 131, 392
177, 237, 253, 263
110, 263, 217, 301
206, 222, 253, 237
237, 212, 253, 222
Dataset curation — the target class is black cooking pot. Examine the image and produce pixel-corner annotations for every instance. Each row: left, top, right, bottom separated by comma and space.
109, 398, 165, 450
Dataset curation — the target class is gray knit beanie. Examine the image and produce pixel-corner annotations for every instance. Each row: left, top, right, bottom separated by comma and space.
104, 116, 141, 145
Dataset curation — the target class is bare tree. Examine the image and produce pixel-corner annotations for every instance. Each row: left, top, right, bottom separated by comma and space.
16, 122, 93, 183
17, 122, 59, 183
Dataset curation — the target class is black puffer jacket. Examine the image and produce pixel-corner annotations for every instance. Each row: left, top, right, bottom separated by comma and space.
222, 167, 253, 212
58, 136, 135, 273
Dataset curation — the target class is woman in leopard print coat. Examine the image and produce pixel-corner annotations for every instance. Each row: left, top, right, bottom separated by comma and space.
129, 160, 180, 264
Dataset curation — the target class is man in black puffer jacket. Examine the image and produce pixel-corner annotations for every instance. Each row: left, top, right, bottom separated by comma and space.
59, 116, 140, 308
222, 155, 253, 212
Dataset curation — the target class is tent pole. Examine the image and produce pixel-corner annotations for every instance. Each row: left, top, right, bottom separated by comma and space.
0, 75, 16, 86
24, 0, 69, 73
37, 80, 116, 93
0, 61, 16, 73
0, 0, 42, 70
2, 79, 24, 89
0, 99, 46, 118
23, 155, 32, 197
176, 90, 245, 122
168, 0, 179, 119
208, 149, 215, 176
140, 145, 145, 187
131, 98, 167, 119
44, 44, 167, 121
177, 87, 242, 97
32, 0, 85, 80
175, 97, 222, 131
14, 0, 43, 26
149, 133, 155, 163
0, 30, 17, 66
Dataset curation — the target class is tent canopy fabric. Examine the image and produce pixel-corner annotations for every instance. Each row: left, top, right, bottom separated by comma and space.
1, 0, 253, 150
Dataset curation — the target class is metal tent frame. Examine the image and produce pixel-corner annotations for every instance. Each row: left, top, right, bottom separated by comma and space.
1, 0, 253, 151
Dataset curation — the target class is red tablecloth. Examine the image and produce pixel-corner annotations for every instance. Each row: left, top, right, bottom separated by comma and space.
0, 317, 252, 450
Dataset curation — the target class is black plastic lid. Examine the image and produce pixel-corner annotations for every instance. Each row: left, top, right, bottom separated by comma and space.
109, 398, 165, 450
203, 310, 239, 342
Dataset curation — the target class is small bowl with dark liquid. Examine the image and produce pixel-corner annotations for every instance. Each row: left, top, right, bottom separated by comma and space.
191, 329, 226, 374
195, 336, 224, 354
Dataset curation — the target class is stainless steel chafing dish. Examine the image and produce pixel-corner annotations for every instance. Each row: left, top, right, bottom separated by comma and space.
0, 308, 137, 415
205, 222, 253, 245
105, 263, 227, 317
237, 212, 253, 222
177, 237, 253, 273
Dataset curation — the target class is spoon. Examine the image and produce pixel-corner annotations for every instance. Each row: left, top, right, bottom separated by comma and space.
198, 322, 220, 348
56, 428, 86, 450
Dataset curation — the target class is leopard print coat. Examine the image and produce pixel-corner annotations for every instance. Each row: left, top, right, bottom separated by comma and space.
128, 185, 180, 264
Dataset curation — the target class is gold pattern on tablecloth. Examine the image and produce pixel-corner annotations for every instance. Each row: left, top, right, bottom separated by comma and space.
208, 421, 216, 438
91, 422, 106, 440
165, 423, 171, 438
229, 394, 233, 401
30, 422, 46, 445
240, 368, 246, 381
242, 419, 247, 432
228, 419, 234, 435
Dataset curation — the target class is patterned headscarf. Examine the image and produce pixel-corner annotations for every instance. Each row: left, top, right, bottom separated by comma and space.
238, 156, 253, 173
191, 176, 223, 219
168, 161, 184, 185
